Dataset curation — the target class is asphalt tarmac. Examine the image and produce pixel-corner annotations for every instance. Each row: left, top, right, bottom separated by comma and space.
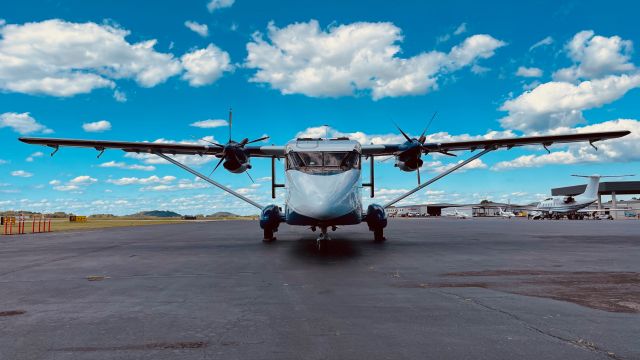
0, 218, 638, 360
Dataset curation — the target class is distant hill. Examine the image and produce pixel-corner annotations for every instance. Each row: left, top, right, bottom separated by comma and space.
207, 212, 239, 218
129, 210, 182, 218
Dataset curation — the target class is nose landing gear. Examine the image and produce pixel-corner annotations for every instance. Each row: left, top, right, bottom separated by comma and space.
316, 226, 332, 251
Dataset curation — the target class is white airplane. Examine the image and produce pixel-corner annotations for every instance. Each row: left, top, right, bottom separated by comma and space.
444, 209, 469, 219
534, 175, 633, 219
498, 208, 516, 218
19, 111, 630, 249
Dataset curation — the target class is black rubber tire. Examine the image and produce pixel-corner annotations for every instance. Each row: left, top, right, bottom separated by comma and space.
373, 228, 386, 242
317, 239, 329, 251
263, 228, 276, 242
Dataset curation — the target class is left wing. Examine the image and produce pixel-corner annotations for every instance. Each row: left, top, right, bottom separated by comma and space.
361, 131, 630, 156
18, 137, 286, 158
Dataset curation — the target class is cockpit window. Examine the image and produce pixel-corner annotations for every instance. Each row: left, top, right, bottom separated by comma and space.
287, 151, 360, 173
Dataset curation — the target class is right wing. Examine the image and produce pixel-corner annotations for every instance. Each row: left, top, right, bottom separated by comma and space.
361, 130, 631, 156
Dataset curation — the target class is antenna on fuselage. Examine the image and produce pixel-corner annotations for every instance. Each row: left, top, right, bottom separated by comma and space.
323, 124, 329, 139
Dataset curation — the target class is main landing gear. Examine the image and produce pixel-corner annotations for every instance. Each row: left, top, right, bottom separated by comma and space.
366, 204, 387, 243
260, 205, 282, 243
373, 227, 385, 242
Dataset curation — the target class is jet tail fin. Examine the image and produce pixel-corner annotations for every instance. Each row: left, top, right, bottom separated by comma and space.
571, 174, 635, 200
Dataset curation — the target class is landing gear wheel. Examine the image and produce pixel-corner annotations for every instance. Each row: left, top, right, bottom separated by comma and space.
317, 226, 330, 251
317, 239, 329, 251
263, 228, 276, 243
373, 228, 386, 242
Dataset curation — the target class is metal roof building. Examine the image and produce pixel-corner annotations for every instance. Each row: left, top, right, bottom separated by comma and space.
552, 181, 640, 196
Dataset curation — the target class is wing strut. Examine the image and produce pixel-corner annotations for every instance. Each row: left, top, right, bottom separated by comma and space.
153, 152, 264, 210
383, 147, 496, 208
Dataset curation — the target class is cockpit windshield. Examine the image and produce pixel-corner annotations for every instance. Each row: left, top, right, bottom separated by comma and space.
287, 151, 360, 174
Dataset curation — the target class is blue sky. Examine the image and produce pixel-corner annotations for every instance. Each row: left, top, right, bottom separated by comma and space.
1, 0, 639, 215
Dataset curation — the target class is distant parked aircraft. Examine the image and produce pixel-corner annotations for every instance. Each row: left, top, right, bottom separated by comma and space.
533, 175, 634, 219
498, 208, 516, 218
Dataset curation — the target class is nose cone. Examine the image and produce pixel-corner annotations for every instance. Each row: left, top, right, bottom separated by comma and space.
287, 170, 360, 220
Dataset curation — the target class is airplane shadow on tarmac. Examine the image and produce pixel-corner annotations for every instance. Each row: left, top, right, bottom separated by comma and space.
282, 237, 388, 262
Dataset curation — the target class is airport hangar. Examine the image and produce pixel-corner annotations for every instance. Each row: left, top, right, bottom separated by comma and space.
386, 201, 531, 217
387, 181, 640, 219
552, 180, 640, 219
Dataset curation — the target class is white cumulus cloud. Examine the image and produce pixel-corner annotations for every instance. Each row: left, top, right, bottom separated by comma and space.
207, 0, 235, 12
51, 175, 97, 191
500, 73, 640, 132
246, 20, 505, 99
529, 36, 554, 51
181, 44, 233, 86
515, 66, 543, 78
0, 20, 233, 97
11, 170, 33, 177
82, 120, 111, 132
98, 161, 155, 171
0, 112, 53, 134
190, 119, 228, 128
0, 19, 183, 96
553, 30, 634, 82
184, 21, 209, 37
107, 175, 176, 185
26, 151, 44, 162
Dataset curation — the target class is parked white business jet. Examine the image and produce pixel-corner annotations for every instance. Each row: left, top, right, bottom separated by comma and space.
445, 209, 469, 219
19, 111, 630, 249
534, 175, 633, 219
498, 208, 516, 218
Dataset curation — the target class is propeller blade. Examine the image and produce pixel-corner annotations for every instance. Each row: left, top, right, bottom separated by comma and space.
418, 111, 438, 144
245, 136, 270, 144
394, 121, 412, 142
228, 108, 233, 142
209, 156, 225, 177
246, 171, 255, 183
200, 138, 224, 147
417, 168, 421, 185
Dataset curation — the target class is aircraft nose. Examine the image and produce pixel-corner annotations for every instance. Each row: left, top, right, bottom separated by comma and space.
302, 190, 353, 220
287, 170, 360, 220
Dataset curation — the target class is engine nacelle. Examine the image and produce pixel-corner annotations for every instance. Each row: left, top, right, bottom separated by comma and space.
221, 148, 252, 173
395, 156, 423, 172
223, 160, 251, 173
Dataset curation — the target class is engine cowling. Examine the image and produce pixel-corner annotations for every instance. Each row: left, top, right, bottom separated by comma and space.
394, 144, 423, 172
221, 146, 251, 174
395, 156, 423, 172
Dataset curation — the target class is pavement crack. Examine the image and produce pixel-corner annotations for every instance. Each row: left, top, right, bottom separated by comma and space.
437, 289, 624, 360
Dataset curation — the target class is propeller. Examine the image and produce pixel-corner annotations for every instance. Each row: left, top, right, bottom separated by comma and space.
206, 108, 270, 177
395, 111, 441, 153
394, 112, 448, 185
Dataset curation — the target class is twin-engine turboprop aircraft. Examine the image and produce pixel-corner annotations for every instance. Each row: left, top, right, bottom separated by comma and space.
19, 112, 630, 249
